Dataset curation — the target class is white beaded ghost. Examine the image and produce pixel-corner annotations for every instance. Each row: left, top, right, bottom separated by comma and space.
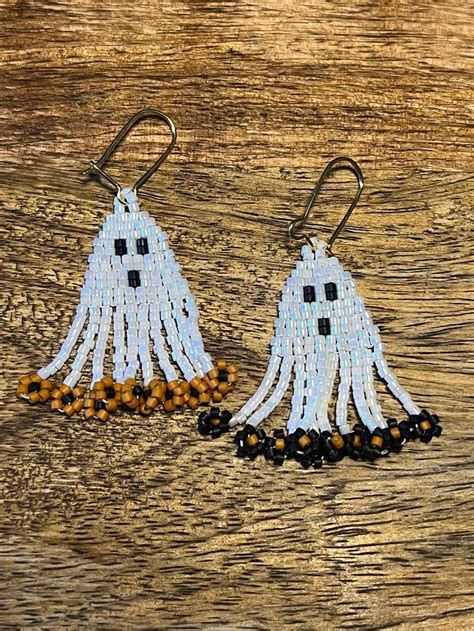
17, 110, 238, 420
198, 158, 441, 467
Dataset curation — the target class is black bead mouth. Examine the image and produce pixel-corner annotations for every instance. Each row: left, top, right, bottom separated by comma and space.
28, 382, 41, 393
317, 317, 331, 336
128, 270, 141, 288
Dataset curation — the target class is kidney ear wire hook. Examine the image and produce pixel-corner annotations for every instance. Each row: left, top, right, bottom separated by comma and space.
288, 156, 364, 254
84, 108, 177, 198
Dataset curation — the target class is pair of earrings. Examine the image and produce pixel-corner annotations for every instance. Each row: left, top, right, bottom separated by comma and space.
17, 109, 441, 469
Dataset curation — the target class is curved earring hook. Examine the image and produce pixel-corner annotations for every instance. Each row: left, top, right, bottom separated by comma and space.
84, 108, 177, 196
288, 156, 364, 252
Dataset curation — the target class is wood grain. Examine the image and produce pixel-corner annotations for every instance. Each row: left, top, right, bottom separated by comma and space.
0, 1, 473, 628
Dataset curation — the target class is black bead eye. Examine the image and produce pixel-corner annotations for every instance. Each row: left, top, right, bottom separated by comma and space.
136, 238, 149, 255
128, 270, 141, 288
114, 239, 127, 256
303, 285, 316, 303
318, 318, 331, 336
324, 282, 338, 301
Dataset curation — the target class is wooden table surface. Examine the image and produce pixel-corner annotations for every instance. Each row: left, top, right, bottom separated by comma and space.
1, 1, 473, 629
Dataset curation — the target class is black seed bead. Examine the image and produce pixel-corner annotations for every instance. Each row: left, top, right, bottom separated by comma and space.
132, 385, 143, 397
198, 410, 211, 423
325, 448, 341, 463
136, 237, 149, 255
398, 420, 412, 441
420, 432, 433, 444
318, 317, 331, 336
114, 238, 127, 256
236, 446, 247, 458
61, 393, 74, 406
286, 442, 297, 460
94, 400, 106, 411
432, 424, 443, 438
274, 453, 285, 466
242, 424, 256, 438
299, 455, 312, 469
220, 410, 233, 423
28, 382, 41, 393
320, 430, 332, 444
312, 457, 323, 469
197, 417, 211, 436
105, 386, 116, 399
343, 432, 353, 451
217, 371, 228, 383
248, 445, 260, 461
264, 446, 275, 461
380, 428, 392, 455
210, 427, 222, 439
303, 285, 316, 303
128, 270, 141, 288
409, 417, 423, 439
209, 407, 220, 419
274, 428, 285, 439
360, 444, 378, 462
324, 282, 338, 301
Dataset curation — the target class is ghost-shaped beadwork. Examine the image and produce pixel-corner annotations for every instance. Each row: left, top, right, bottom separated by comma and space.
199, 238, 441, 467
199, 156, 442, 467
230, 239, 441, 465
17, 187, 237, 418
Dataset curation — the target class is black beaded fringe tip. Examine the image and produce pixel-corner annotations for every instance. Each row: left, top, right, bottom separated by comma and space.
228, 410, 441, 469
196, 406, 441, 469
197, 407, 232, 439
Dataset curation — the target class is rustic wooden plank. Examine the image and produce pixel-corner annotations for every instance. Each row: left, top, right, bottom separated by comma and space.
0, 1, 473, 628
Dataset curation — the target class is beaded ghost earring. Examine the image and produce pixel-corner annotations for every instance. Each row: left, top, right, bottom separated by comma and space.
198, 157, 441, 467
17, 109, 237, 420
